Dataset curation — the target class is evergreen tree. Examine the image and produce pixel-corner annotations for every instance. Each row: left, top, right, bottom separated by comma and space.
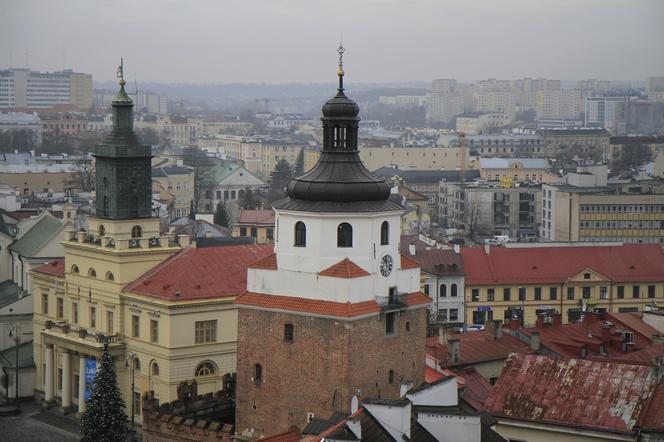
80, 342, 130, 442
189, 200, 196, 220
294, 148, 305, 176
214, 201, 230, 227
268, 158, 293, 202
240, 187, 260, 210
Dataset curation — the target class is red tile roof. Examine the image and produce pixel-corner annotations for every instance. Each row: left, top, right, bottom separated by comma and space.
401, 291, 432, 307
256, 427, 302, 442
461, 244, 664, 286
249, 253, 278, 270
485, 353, 657, 434
235, 292, 381, 318
607, 312, 660, 341
454, 367, 493, 411
427, 330, 532, 367
398, 248, 464, 276
520, 313, 658, 360
400, 254, 420, 270
425, 366, 445, 383
33, 259, 65, 278
237, 209, 275, 226
612, 343, 664, 365
124, 244, 273, 301
319, 258, 370, 278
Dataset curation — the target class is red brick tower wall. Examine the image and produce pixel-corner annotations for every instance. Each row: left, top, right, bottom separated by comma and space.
235, 306, 427, 438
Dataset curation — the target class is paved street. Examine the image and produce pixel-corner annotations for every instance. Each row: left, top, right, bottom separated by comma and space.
0, 403, 79, 442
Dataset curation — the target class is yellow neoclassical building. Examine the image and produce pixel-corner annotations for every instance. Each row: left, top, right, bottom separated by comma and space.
31, 76, 271, 423
460, 244, 664, 327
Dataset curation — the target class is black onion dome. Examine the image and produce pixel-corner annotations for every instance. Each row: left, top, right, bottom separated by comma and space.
285, 151, 391, 202
322, 90, 360, 119
275, 70, 396, 209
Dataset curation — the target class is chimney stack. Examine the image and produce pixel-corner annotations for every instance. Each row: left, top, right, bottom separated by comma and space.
530, 331, 540, 351
484, 243, 491, 255
448, 338, 461, 364
408, 244, 416, 256
552, 313, 562, 326
602, 321, 613, 343
454, 244, 460, 254
438, 325, 452, 346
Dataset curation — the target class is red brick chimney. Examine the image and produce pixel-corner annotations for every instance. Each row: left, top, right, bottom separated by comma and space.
552, 313, 562, 326
536, 314, 544, 328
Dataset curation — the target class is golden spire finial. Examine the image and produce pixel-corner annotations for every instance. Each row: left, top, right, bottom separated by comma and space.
116, 58, 125, 87
337, 42, 345, 77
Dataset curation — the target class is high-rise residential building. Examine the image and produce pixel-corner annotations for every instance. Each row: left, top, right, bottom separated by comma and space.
536, 89, 590, 120
0, 68, 93, 110
585, 96, 631, 133
235, 58, 428, 438
645, 77, 664, 92
427, 78, 464, 125
473, 90, 516, 120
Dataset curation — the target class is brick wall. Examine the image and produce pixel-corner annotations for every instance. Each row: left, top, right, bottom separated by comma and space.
235, 306, 427, 438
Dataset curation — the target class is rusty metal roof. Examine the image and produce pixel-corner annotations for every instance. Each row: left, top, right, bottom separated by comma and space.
485, 353, 657, 434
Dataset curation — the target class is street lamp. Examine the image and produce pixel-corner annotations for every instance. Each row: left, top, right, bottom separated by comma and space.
8, 323, 20, 412
124, 352, 137, 439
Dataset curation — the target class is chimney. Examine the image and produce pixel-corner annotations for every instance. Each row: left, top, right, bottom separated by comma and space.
485, 320, 496, 338
448, 338, 461, 364
536, 314, 544, 328
350, 395, 359, 414
438, 325, 452, 346
509, 317, 520, 330
552, 313, 562, 326
494, 320, 503, 339
454, 244, 460, 254
653, 356, 664, 384
602, 322, 613, 343
530, 331, 540, 351
408, 244, 416, 256
484, 243, 491, 255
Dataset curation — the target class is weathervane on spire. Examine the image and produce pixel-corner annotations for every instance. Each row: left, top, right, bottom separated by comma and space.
337, 42, 345, 91
116, 58, 125, 87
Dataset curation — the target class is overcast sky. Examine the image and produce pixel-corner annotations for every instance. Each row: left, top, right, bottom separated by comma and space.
2, 0, 663, 84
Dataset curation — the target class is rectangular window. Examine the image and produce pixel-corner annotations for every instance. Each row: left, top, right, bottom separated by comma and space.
133, 392, 141, 416
72, 302, 78, 324
266, 228, 274, 240
424, 284, 430, 296
284, 323, 294, 342
132, 315, 140, 338
549, 287, 557, 300
240, 227, 247, 236
449, 309, 459, 321
106, 310, 114, 334
195, 320, 217, 343
385, 312, 396, 335
56, 297, 64, 319
617, 286, 624, 299
633, 285, 640, 299
567, 287, 575, 300
503, 288, 511, 301
251, 227, 258, 238
90, 306, 96, 328
488, 288, 495, 302
600, 286, 608, 300
534, 287, 542, 301
42, 293, 48, 314
471, 289, 480, 302
518, 287, 526, 301
73, 374, 79, 398
648, 285, 656, 299
223, 190, 229, 200
58, 368, 63, 390
150, 320, 159, 343
583, 287, 591, 299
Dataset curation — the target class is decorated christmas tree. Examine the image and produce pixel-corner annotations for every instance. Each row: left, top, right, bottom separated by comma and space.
80, 341, 130, 442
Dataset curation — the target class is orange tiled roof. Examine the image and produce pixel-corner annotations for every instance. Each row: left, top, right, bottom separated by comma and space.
256, 427, 302, 442
319, 258, 370, 278
124, 244, 273, 301
237, 209, 275, 226
401, 291, 432, 306
400, 254, 420, 269
33, 259, 65, 278
235, 292, 381, 318
249, 253, 278, 270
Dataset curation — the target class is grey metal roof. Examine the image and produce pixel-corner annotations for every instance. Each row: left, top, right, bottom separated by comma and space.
373, 167, 481, 183
479, 158, 550, 169
273, 197, 403, 213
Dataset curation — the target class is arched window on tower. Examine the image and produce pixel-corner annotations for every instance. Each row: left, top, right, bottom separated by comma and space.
380, 221, 389, 245
337, 223, 353, 248
151, 361, 160, 376
131, 225, 142, 238
103, 196, 109, 217
440, 284, 447, 298
106, 271, 114, 281
71, 265, 79, 274
294, 221, 306, 247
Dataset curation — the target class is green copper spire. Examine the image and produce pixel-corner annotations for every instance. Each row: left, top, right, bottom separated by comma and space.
94, 60, 153, 220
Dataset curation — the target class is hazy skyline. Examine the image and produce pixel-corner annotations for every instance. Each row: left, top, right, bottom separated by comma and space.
2, 0, 663, 84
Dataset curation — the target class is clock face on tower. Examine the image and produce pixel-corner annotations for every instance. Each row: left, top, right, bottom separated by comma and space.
380, 254, 393, 277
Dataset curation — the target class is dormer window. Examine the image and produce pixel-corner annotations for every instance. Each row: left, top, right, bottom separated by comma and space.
294, 221, 306, 247
380, 221, 389, 245
337, 223, 353, 248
